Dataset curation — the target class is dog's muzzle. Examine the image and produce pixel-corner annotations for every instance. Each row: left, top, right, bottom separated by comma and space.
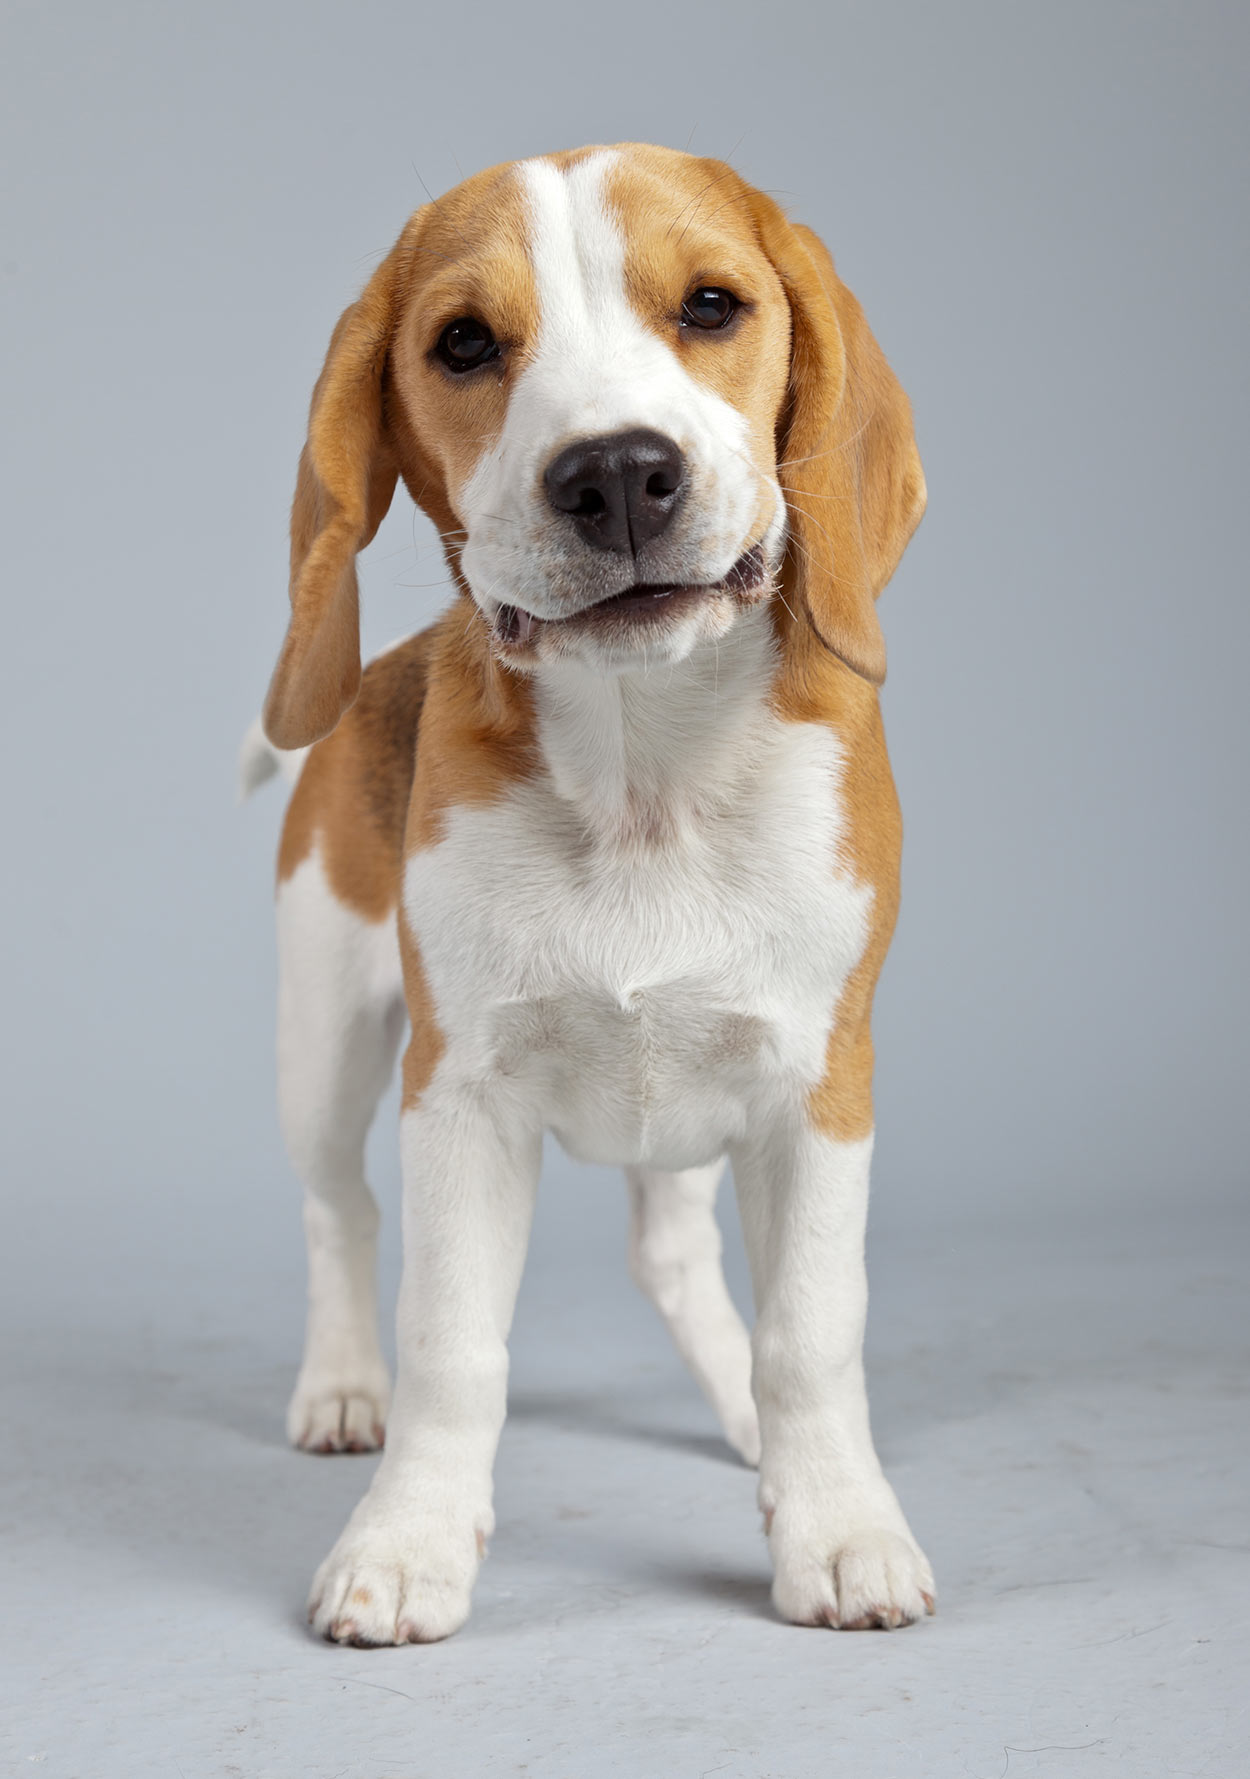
494, 544, 770, 649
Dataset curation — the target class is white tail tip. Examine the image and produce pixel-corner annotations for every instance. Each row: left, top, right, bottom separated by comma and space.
237, 716, 309, 802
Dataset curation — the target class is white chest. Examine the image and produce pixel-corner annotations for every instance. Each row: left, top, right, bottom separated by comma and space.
403, 716, 872, 1171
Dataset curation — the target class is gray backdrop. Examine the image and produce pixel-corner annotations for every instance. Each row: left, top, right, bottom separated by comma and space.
2, 4, 1247, 1776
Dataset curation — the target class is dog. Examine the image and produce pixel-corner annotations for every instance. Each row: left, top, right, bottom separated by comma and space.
243, 142, 931, 1644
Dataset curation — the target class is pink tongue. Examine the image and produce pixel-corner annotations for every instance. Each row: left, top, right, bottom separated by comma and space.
497, 604, 539, 644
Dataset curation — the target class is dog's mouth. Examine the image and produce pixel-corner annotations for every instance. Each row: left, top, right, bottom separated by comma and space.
493, 545, 770, 651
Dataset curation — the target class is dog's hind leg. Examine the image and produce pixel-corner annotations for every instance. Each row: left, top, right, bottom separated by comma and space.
625, 1159, 760, 1465
276, 851, 405, 1453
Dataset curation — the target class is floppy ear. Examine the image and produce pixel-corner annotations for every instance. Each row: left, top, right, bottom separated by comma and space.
262, 243, 405, 748
751, 200, 926, 685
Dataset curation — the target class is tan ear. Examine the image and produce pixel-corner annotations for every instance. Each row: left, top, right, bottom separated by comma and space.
262, 244, 405, 748
751, 200, 926, 685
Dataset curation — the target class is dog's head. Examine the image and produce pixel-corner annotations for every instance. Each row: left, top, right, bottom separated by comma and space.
263, 144, 926, 747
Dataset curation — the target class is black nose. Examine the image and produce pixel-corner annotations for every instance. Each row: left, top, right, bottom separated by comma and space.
544, 428, 687, 555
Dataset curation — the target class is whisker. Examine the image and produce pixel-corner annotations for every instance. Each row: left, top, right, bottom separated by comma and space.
776, 484, 853, 506
666, 160, 743, 242
783, 496, 839, 551
776, 396, 879, 471
691, 190, 761, 233
675, 164, 748, 247
775, 588, 800, 626
783, 521, 862, 593
411, 161, 475, 256
393, 240, 460, 270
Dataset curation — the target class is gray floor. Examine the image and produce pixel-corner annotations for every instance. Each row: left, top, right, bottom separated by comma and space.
4, 1164, 1247, 1778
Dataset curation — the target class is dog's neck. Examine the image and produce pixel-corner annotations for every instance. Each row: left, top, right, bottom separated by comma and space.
529, 604, 779, 846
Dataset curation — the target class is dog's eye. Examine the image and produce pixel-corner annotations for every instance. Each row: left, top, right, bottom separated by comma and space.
680, 287, 739, 330
436, 317, 500, 372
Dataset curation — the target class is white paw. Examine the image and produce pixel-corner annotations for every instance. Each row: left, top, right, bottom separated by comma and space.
769, 1519, 935, 1630
307, 1509, 483, 1645
287, 1366, 391, 1454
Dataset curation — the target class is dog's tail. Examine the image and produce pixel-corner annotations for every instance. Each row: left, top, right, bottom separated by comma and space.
237, 716, 310, 802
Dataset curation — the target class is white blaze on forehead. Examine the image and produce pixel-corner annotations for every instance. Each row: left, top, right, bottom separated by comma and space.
522, 153, 632, 356
516, 149, 742, 442
457, 150, 778, 618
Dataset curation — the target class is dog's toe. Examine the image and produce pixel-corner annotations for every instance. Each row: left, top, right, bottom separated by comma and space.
287, 1371, 390, 1454
308, 1520, 478, 1646
772, 1522, 934, 1630
827, 1530, 934, 1629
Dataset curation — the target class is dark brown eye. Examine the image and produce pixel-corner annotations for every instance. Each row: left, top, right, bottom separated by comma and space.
680, 287, 739, 330
436, 317, 499, 372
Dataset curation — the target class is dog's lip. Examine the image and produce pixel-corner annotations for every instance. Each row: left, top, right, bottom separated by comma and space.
494, 545, 770, 648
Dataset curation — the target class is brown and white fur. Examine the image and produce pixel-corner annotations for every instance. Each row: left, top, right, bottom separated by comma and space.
247, 143, 930, 1644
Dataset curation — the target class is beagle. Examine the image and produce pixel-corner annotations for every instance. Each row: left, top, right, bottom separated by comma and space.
245, 142, 931, 1644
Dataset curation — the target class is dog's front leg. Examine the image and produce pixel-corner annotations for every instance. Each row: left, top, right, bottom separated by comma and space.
732, 1121, 935, 1630
308, 1085, 541, 1645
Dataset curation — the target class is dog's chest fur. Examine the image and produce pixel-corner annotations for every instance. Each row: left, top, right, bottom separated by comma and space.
404, 618, 872, 1170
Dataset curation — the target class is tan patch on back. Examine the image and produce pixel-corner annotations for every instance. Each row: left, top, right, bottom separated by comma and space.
277, 628, 433, 919
769, 602, 901, 1143
278, 603, 540, 1112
